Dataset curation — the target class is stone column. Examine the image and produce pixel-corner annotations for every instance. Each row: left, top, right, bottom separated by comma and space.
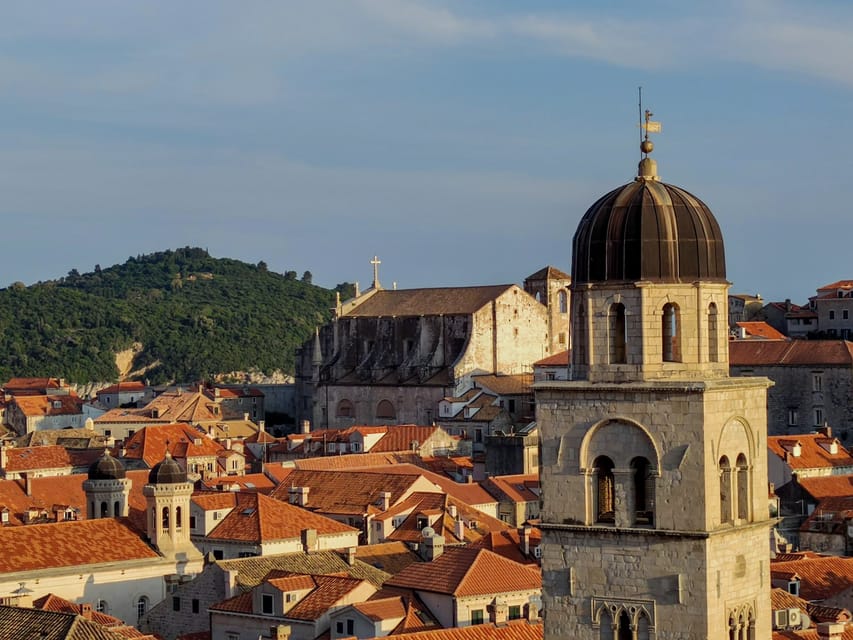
614, 468, 634, 528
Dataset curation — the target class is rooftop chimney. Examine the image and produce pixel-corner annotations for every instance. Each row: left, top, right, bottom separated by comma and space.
271, 625, 292, 640
489, 600, 509, 626
378, 491, 391, 511
818, 623, 845, 640
300, 420, 311, 434
521, 525, 532, 556
346, 546, 356, 566
289, 486, 309, 507
301, 528, 318, 554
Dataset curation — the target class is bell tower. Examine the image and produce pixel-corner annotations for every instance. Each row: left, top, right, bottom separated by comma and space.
537, 129, 773, 639
142, 452, 199, 562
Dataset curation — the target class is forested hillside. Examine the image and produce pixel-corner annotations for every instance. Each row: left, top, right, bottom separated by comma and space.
0, 248, 352, 384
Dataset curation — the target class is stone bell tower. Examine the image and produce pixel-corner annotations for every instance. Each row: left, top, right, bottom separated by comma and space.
536, 127, 773, 639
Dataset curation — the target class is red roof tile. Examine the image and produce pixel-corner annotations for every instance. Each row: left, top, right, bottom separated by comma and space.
736, 322, 787, 340
798, 475, 853, 500
286, 574, 369, 620
353, 595, 406, 621
3, 445, 74, 472
771, 555, 853, 600
380, 620, 543, 640
730, 340, 853, 366
12, 395, 82, 417
121, 423, 223, 467
768, 434, 853, 471
97, 382, 147, 395
533, 351, 570, 367
472, 374, 533, 396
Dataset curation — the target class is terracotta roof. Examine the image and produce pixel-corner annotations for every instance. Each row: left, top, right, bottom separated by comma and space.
217, 550, 392, 589
209, 590, 252, 613
0, 605, 128, 640
353, 595, 407, 621
385, 547, 540, 596
16, 428, 106, 448
798, 475, 853, 500
371, 621, 543, 640
471, 528, 542, 565
472, 374, 532, 396
525, 266, 570, 281
268, 469, 436, 515
95, 408, 168, 424
121, 423, 223, 467
770, 587, 810, 613
0, 517, 159, 572
482, 474, 540, 504
355, 541, 420, 575
286, 574, 369, 620
12, 395, 82, 417
818, 281, 853, 293
263, 463, 294, 484
385, 492, 509, 544
291, 452, 422, 471
800, 496, 853, 533
736, 321, 787, 340
3, 445, 74, 472
344, 285, 515, 317
369, 426, 442, 453
771, 555, 853, 600
730, 340, 853, 366
3, 377, 63, 393
209, 386, 264, 398
202, 473, 275, 493
203, 492, 356, 542
97, 382, 147, 395
768, 434, 853, 471
367, 463, 498, 508
533, 350, 570, 367
33, 593, 126, 628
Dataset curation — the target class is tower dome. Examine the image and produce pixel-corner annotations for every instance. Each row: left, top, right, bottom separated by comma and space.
571, 152, 726, 285
87, 451, 126, 480
147, 453, 187, 484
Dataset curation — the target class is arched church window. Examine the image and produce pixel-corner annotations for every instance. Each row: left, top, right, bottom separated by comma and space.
736, 454, 749, 522
631, 457, 653, 526
609, 303, 627, 364
137, 596, 149, 620
377, 400, 396, 420
100, 501, 108, 518
637, 610, 651, 640
662, 303, 681, 362
574, 302, 588, 366
617, 611, 632, 640
114, 501, 120, 517
176, 506, 183, 529
594, 456, 615, 524
708, 302, 719, 363
336, 399, 354, 418
535, 291, 541, 303
599, 608, 614, 640
719, 456, 733, 524
558, 290, 568, 313
162, 506, 170, 529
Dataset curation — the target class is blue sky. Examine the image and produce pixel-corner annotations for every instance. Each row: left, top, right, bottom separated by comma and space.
1, 1, 852, 303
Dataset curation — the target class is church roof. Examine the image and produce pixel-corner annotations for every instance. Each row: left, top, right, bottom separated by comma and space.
525, 266, 570, 281
343, 285, 514, 317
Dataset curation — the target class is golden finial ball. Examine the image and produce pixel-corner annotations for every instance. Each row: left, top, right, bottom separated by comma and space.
641, 140, 654, 154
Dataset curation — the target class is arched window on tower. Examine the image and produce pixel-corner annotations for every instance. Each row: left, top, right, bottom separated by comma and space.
609, 303, 627, 364
336, 399, 354, 418
114, 501, 120, 517
719, 456, 733, 524
100, 501, 108, 518
176, 506, 183, 530
662, 303, 681, 362
594, 456, 615, 524
162, 506, 170, 530
631, 457, 653, 526
376, 400, 396, 420
617, 611, 632, 640
736, 454, 750, 522
708, 302, 719, 363
599, 608, 614, 640
574, 302, 588, 366
558, 290, 568, 313
637, 611, 651, 640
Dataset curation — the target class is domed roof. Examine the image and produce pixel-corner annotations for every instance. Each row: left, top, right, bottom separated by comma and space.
147, 453, 187, 485
572, 154, 726, 285
88, 451, 126, 480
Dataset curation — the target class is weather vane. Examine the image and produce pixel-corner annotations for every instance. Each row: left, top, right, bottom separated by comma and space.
638, 87, 661, 158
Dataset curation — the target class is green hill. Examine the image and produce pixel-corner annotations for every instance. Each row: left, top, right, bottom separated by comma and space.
0, 247, 351, 384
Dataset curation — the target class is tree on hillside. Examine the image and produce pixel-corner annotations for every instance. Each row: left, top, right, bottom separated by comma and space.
301, 271, 313, 284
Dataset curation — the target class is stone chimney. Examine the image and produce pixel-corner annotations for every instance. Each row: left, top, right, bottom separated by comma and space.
24, 473, 32, 497
345, 546, 357, 566
378, 491, 391, 511
525, 600, 540, 621
301, 528, 318, 554
244, 412, 250, 422
448, 504, 457, 519
224, 569, 239, 599
521, 525, 532, 556
419, 529, 445, 561
455, 519, 465, 540
300, 420, 311, 434
270, 625, 291, 640
819, 424, 833, 438
80, 603, 93, 619
0, 443, 7, 470
259, 420, 266, 433
817, 623, 845, 640
289, 486, 309, 507
489, 600, 508, 626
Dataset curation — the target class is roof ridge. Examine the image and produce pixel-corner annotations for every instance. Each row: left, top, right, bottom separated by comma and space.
453, 547, 484, 595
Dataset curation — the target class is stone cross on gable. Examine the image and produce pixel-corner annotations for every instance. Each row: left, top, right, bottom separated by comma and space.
370, 255, 381, 290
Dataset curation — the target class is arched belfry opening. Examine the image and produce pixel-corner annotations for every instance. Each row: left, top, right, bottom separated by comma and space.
609, 303, 627, 364
662, 303, 680, 362
708, 302, 720, 363
594, 456, 615, 524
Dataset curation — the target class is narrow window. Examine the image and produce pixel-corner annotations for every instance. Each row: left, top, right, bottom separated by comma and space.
192, 598, 199, 614
815, 407, 824, 426
708, 303, 719, 363
736, 454, 749, 522
509, 605, 521, 620
162, 506, 169, 529
662, 303, 681, 362
594, 456, 615, 524
262, 593, 274, 615
788, 409, 798, 426
830, 310, 836, 320
346, 619, 354, 634
176, 506, 182, 529
719, 456, 732, 524
631, 457, 653, 526
574, 302, 587, 366
609, 303, 627, 364
172, 596, 180, 612
558, 290, 568, 313
113, 501, 120, 517
136, 596, 148, 620
813, 373, 823, 392
618, 611, 632, 640
100, 501, 108, 518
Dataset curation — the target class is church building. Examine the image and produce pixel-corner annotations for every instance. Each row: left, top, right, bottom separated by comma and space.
295, 260, 569, 429
536, 132, 774, 638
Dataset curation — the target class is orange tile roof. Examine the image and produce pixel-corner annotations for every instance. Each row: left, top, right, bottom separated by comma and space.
768, 434, 853, 471
203, 492, 356, 542
472, 374, 533, 396
291, 452, 422, 471
3, 445, 74, 472
286, 574, 368, 620
3, 377, 63, 393
95, 408, 168, 424
533, 350, 570, 366
471, 528, 541, 565
12, 395, 82, 417
482, 474, 540, 504
736, 321, 787, 340
369, 426, 441, 453
353, 595, 406, 621
33, 593, 126, 627
192, 492, 239, 511
385, 547, 540, 596
730, 340, 853, 366
354, 542, 420, 575
771, 555, 853, 600
263, 463, 294, 484
385, 492, 509, 544
145, 389, 222, 423
210, 591, 252, 613
269, 469, 433, 515
818, 281, 853, 292
202, 473, 275, 493
121, 423, 223, 466
798, 475, 853, 500
373, 621, 543, 640
97, 382, 147, 395
366, 463, 498, 507
0, 518, 159, 572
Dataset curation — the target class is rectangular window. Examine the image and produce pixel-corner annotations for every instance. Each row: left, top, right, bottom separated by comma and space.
815, 408, 824, 426
192, 599, 199, 614
813, 374, 823, 392
845, 310, 850, 320
189, 515, 197, 529
336, 622, 344, 634
262, 594, 274, 615
471, 609, 484, 625
830, 310, 836, 320
788, 409, 798, 426
509, 605, 522, 620
546, 372, 556, 381
346, 619, 354, 634
226, 634, 239, 640
172, 597, 180, 612
213, 549, 224, 560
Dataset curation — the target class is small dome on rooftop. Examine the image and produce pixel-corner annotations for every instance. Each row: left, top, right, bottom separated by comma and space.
88, 451, 126, 481
147, 453, 187, 485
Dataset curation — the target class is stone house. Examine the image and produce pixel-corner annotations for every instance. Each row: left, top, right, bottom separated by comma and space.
811, 281, 853, 339
730, 339, 853, 443
767, 430, 853, 489
5, 394, 84, 434
95, 381, 149, 409
481, 473, 541, 527
294, 266, 569, 430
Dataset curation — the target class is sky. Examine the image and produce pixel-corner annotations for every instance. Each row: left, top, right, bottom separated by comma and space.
1, 1, 853, 304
